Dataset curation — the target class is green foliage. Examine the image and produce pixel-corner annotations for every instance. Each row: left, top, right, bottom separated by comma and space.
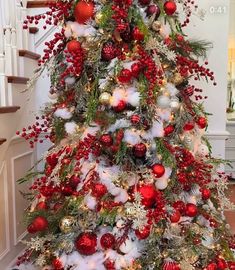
17, 170, 44, 184
155, 139, 176, 168
98, 207, 118, 227
115, 141, 128, 164
188, 39, 213, 59
53, 117, 66, 143
98, 4, 114, 29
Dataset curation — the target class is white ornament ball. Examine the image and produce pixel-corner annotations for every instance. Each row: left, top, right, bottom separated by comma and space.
170, 97, 180, 111
119, 239, 134, 254
197, 144, 209, 157
155, 178, 168, 190
157, 95, 171, 109
48, 92, 58, 100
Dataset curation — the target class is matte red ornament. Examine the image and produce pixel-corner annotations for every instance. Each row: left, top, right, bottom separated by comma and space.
113, 100, 127, 112
183, 122, 194, 131
117, 69, 133, 84
133, 143, 147, 158
164, 1, 177, 16
75, 232, 97, 256
36, 201, 48, 210
130, 114, 141, 125
152, 164, 165, 178
170, 210, 181, 223
201, 188, 211, 200
164, 125, 175, 136
100, 233, 116, 249
74, 1, 95, 24
163, 260, 181, 270
100, 134, 113, 146
196, 117, 207, 129
185, 203, 198, 217
32, 216, 48, 232
135, 226, 151, 240
101, 42, 117, 61
92, 183, 107, 198
52, 258, 63, 270
132, 27, 144, 41
67, 40, 81, 53
138, 184, 156, 208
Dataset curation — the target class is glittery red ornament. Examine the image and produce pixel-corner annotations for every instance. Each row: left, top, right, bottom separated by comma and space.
135, 225, 151, 240
170, 210, 181, 223
138, 184, 156, 208
130, 114, 141, 125
104, 260, 115, 270
173, 201, 186, 214
164, 1, 177, 16
164, 125, 175, 136
67, 40, 81, 53
92, 183, 107, 198
163, 260, 181, 270
75, 232, 97, 256
138, 0, 150, 6
113, 100, 127, 112
32, 216, 48, 232
133, 143, 147, 158
183, 122, 194, 131
52, 258, 63, 270
36, 201, 48, 210
131, 62, 142, 78
185, 203, 198, 217
196, 117, 207, 129
74, 1, 95, 24
101, 42, 117, 61
100, 233, 116, 249
117, 69, 133, 84
46, 153, 58, 168
100, 134, 113, 146
152, 164, 165, 178
201, 188, 211, 200
132, 27, 144, 41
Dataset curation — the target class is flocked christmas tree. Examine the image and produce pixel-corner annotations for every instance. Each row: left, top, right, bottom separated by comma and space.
16, 0, 235, 269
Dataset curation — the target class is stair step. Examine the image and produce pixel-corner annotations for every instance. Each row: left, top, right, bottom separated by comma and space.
19, 50, 41, 60
27, 1, 55, 8
0, 138, 7, 145
7, 76, 29, 84
29, 26, 39, 34
0, 106, 20, 114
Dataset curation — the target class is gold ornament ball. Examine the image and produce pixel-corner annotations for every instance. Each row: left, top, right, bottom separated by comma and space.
152, 21, 162, 32
59, 216, 76, 233
99, 92, 111, 105
95, 12, 103, 24
172, 72, 184, 85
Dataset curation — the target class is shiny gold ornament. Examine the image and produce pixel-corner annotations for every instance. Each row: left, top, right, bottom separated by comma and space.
172, 72, 184, 85
99, 92, 111, 105
152, 21, 162, 32
59, 216, 76, 233
95, 11, 103, 24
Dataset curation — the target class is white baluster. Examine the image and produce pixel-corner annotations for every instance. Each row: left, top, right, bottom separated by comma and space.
21, 0, 29, 50
16, 0, 24, 50
10, 0, 18, 75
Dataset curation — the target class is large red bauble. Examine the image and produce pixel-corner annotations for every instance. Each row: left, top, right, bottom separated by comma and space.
113, 100, 127, 113
32, 216, 48, 232
75, 232, 97, 255
196, 117, 207, 129
92, 183, 107, 198
52, 258, 63, 270
185, 203, 198, 217
147, 5, 161, 18
133, 143, 147, 158
152, 164, 165, 178
36, 201, 48, 210
164, 124, 175, 136
163, 261, 181, 270
170, 210, 181, 223
135, 226, 151, 240
131, 62, 142, 78
100, 233, 116, 249
67, 40, 81, 53
74, 1, 94, 24
132, 27, 144, 41
138, 184, 156, 208
201, 188, 211, 200
164, 1, 177, 16
117, 69, 133, 84
100, 134, 113, 146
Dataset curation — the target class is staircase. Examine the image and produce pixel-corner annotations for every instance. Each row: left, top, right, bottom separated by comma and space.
0, 1, 51, 268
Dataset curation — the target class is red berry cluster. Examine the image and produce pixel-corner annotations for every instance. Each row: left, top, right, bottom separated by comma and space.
146, 191, 166, 224
16, 249, 32, 266
181, 0, 198, 27
16, 115, 50, 148
111, 0, 131, 33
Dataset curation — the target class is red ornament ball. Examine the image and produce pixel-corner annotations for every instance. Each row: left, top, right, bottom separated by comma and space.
163, 261, 181, 270
152, 164, 165, 178
100, 233, 116, 249
164, 1, 177, 16
32, 216, 48, 232
101, 42, 117, 61
185, 203, 198, 217
52, 258, 63, 270
100, 134, 113, 146
75, 232, 97, 256
216, 258, 227, 269
36, 201, 48, 210
201, 188, 211, 200
27, 223, 37, 234
132, 27, 144, 41
69, 175, 81, 189
205, 263, 217, 270
131, 62, 142, 78
67, 40, 81, 53
130, 114, 141, 125
164, 124, 175, 136
196, 117, 207, 129
183, 122, 195, 131
92, 183, 107, 198
135, 226, 151, 240
74, 1, 95, 24
113, 100, 127, 112
133, 143, 147, 158
138, 0, 151, 6
117, 69, 133, 84
147, 5, 161, 18
138, 184, 156, 208
46, 153, 58, 168
170, 210, 181, 223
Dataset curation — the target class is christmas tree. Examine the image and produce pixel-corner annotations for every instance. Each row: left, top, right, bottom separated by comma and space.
16, 0, 235, 269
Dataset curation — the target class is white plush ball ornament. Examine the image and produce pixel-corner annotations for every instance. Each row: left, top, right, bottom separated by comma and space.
170, 97, 180, 111
155, 178, 168, 190
157, 95, 171, 109
119, 239, 134, 254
